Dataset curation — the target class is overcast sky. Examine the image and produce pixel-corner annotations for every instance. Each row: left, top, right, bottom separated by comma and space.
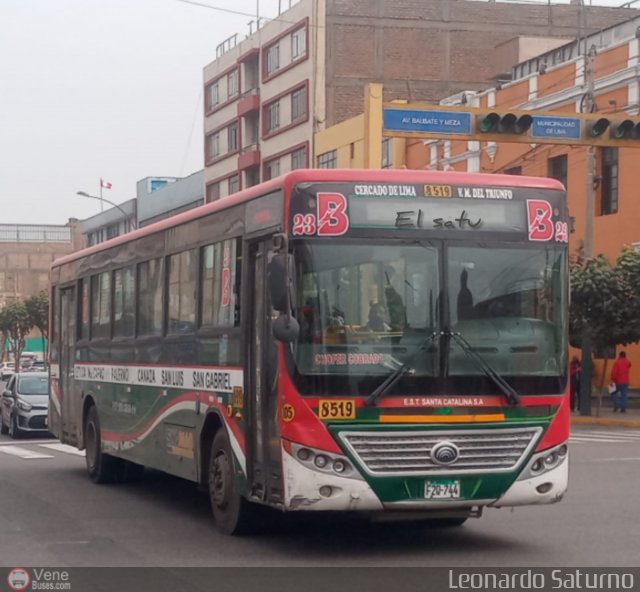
0, 0, 631, 226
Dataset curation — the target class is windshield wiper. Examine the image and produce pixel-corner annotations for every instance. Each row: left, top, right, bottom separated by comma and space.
448, 331, 521, 406
365, 332, 438, 407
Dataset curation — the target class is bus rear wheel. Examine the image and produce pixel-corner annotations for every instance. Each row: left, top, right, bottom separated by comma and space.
84, 405, 120, 484
208, 429, 254, 535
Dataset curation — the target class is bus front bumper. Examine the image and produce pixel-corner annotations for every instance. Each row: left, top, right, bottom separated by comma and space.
281, 446, 568, 512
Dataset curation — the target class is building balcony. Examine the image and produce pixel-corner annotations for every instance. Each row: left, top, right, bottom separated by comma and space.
238, 88, 260, 117
238, 144, 261, 171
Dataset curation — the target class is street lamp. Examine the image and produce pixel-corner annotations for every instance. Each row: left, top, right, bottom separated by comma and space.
76, 191, 137, 230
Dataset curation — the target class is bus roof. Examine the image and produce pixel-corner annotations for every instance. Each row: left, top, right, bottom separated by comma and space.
52, 168, 564, 268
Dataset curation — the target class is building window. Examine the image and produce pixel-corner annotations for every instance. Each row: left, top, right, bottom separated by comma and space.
113, 265, 135, 338
266, 101, 280, 133
201, 239, 241, 328
291, 146, 307, 170
168, 249, 197, 334
265, 159, 280, 181
382, 138, 392, 168
291, 27, 306, 60
105, 224, 119, 240
207, 182, 221, 202
90, 272, 111, 340
505, 166, 523, 175
601, 147, 618, 215
291, 86, 307, 122
228, 122, 238, 152
245, 168, 260, 188
87, 230, 103, 246
228, 174, 240, 194
548, 154, 567, 189
207, 132, 220, 160
227, 69, 239, 98
206, 81, 219, 110
318, 150, 337, 168
267, 44, 279, 75
138, 258, 164, 336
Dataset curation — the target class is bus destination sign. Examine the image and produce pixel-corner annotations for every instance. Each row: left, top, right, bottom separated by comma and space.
291, 183, 568, 243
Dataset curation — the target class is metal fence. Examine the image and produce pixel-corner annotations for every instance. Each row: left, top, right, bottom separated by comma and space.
0, 224, 72, 243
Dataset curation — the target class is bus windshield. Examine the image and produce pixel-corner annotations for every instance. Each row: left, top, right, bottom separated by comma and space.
290, 240, 567, 398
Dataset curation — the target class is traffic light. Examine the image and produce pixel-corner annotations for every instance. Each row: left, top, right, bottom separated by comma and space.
382, 101, 640, 147
477, 112, 533, 135
587, 118, 610, 138
583, 116, 640, 144
610, 119, 640, 140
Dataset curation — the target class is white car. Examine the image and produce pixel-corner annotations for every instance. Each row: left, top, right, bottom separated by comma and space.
1, 362, 15, 381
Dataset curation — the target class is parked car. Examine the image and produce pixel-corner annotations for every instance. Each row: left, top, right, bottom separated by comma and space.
1, 362, 15, 381
1, 372, 50, 438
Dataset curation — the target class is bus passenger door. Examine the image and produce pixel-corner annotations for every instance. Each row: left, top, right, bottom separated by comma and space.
246, 240, 282, 505
59, 286, 79, 445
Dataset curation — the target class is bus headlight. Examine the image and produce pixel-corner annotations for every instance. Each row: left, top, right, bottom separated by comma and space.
522, 442, 568, 480
288, 442, 362, 480
296, 447, 312, 461
314, 455, 329, 469
332, 459, 347, 473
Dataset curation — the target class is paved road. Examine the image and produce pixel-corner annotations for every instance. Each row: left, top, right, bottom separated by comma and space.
0, 426, 638, 567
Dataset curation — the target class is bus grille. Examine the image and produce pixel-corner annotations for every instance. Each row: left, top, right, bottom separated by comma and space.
339, 427, 543, 476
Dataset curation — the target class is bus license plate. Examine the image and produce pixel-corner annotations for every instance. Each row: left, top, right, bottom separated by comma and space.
425, 480, 460, 499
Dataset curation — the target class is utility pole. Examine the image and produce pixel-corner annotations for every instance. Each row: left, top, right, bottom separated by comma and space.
579, 43, 597, 417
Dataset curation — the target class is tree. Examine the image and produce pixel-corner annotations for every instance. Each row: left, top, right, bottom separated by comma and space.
0, 324, 7, 363
0, 302, 33, 369
570, 248, 640, 412
25, 290, 49, 362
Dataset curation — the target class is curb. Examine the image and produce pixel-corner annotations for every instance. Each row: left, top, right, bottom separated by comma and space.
571, 416, 640, 428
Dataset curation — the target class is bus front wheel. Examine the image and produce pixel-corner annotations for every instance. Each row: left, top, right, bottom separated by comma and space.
84, 406, 120, 484
208, 429, 254, 535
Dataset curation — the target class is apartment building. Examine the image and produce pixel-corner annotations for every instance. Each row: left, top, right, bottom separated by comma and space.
203, 0, 317, 200
202, 0, 637, 197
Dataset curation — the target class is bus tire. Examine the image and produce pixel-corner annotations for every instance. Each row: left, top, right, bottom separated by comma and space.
84, 405, 119, 484
208, 429, 254, 535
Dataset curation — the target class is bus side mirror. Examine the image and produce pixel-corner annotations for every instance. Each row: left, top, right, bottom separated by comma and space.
269, 254, 295, 313
272, 314, 300, 343
269, 252, 300, 342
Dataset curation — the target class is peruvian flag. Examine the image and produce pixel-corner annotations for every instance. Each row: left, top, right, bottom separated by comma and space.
100, 179, 112, 189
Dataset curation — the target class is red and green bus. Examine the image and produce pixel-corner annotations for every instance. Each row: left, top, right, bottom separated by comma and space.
49, 168, 570, 534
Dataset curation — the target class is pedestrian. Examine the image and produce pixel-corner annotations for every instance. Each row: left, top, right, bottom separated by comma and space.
569, 356, 581, 412
610, 351, 632, 413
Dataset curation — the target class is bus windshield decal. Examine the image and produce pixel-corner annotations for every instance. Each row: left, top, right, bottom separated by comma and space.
395, 208, 483, 230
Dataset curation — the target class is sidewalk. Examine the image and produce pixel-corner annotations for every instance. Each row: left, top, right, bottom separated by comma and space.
570, 398, 640, 428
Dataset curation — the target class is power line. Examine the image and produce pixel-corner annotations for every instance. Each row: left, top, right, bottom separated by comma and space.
174, 0, 323, 28
175, 0, 262, 20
